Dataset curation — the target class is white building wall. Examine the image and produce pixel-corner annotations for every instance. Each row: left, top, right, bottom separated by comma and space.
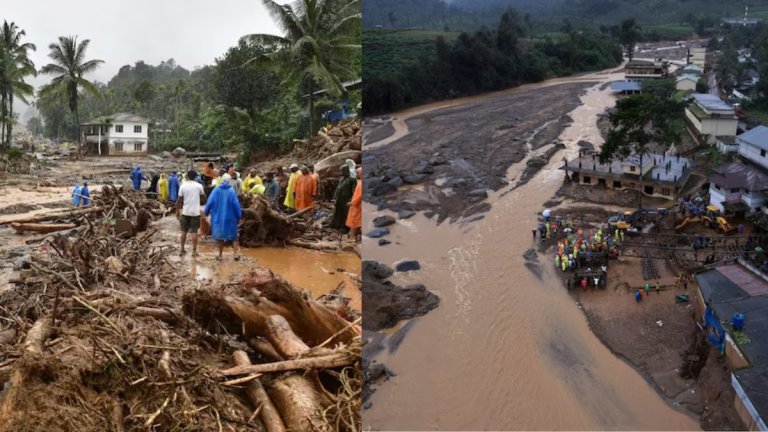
676, 80, 697, 91
709, 186, 727, 211
700, 118, 738, 138
110, 121, 148, 140
742, 190, 767, 211
738, 142, 768, 170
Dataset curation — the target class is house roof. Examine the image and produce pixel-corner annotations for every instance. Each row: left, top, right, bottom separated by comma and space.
676, 74, 698, 83
737, 126, 768, 151
692, 93, 734, 113
562, 152, 691, 186
683, 64, 702, 73
710, 161, 768, 191
82, 112, 150, 125
610, 81, 642, 92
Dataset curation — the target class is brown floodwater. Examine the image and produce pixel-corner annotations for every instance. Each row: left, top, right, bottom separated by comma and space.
363, 70, 700, 430
183, 244, 361, 310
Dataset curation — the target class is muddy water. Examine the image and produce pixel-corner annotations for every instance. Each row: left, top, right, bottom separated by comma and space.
184, 244, 361, 310
364, 71, 700, 430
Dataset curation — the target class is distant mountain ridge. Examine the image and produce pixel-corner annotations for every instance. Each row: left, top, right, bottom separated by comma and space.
363, 0, 768, 31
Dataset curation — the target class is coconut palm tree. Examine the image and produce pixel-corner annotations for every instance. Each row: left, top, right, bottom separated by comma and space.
39, 36, 103, 156
0, 21, 36, 149
242, 0, 361, 136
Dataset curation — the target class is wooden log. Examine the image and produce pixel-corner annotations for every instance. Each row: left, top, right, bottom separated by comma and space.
217, 351, 355, 377
248, 338, 285, 362
268, 374, 329, 432
265, 315, 311, 359
11, 222, 77, 234
184, 268, 357, 347
0, 206, 103, 225
23, 317, 52, 356
232, 351, 286, 432
287, 240, 340, 251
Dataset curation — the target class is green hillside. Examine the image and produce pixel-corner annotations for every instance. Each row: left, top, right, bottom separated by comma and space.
363, 30, 458, 83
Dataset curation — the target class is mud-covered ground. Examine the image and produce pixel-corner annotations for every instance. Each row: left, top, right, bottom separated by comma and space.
537, 203, 745, 431
363, 82, 595, 223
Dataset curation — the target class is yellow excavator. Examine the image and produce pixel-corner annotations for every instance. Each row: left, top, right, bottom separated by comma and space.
675, 204, 736, 233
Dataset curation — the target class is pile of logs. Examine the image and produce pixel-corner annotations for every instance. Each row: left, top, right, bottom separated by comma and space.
3, 185, 169, 238
293, 119, 362, 163
0, 221, 361, 431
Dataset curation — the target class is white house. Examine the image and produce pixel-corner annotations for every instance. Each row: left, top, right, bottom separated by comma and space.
736, 125, 768, 168
676, 74, 698, 92
81, 113, 150, 156
709, 126, 768, 215
684, 93, 738, 145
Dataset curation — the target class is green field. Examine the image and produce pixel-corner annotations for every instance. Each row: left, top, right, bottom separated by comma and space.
363, 29, 457, 81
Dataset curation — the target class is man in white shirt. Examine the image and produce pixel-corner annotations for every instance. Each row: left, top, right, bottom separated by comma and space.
176, 170, 206, 257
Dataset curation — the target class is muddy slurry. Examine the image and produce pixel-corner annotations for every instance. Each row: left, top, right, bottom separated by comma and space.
363, 69, 700, 430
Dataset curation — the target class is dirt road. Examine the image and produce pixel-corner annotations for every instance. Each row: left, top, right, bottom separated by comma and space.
363, 67, 700, 429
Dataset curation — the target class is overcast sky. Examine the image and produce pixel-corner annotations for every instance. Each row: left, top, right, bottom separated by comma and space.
5, 0, 281, 89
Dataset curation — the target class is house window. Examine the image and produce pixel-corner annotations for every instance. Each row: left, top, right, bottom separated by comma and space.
115, 125, 123, 133
762, 149, 766, 157
644, 185, 654, 194
583, 176, 592, 184
134, 142, 143, 152
629, 166, 636, 172
662, 188, 671, 196
731, 188, 739, 193
613, 181, 622, 188
114, 142, 123, 151
134, 125, 142, 133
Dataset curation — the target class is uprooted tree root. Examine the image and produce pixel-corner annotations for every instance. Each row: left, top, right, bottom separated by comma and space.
0, 211, 361, 432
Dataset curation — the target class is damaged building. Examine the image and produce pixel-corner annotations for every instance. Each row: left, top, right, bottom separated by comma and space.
709, 125, 768, 215
561, 151, 692, 200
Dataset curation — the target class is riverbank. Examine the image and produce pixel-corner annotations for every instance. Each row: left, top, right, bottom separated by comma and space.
363, 67, 702, 430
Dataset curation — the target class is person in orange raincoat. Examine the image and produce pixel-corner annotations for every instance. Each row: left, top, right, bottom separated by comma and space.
294, 166, 318, 210
346, 167, 362, 240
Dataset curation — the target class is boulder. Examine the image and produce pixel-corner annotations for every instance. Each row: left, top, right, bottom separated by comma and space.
367, 227, 390, 238
468, 189, 488, 199
161, 151, 172, 159
429, 155, 448, 166
362, 260, 394, 279
378, 239, 392, 246
387, 176, 403, 188
171, 147, 187, 158
403, 174, 427, 184
315, 150, 362, 179
367, 178, 397, 197
526, 156, 547, 168
415, 164, 434, 175
398, 209, 416, 219
395, 260, 421, 272
373, 215, 396, 227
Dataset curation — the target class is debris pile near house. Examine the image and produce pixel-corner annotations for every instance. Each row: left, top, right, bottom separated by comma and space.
291, 119, 362, 163
4, 185, 170, 237
0, 216, 361, 431
237, 193, 357, 253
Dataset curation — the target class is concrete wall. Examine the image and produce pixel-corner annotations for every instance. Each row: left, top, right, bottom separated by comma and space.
108, 137, 149, 155
732, 373, 768, 431
110, 121, 148, 140
677, 79, 697, 91
738, 142, 768, 170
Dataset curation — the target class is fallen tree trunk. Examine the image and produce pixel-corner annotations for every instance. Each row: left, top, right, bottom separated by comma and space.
0, 207, 103, 225
287, 239, 342, 251
249, 338, 285, 362
184, 268, 357, 347
217, 350, 355, 376
23, 317, 52, 356
232, 350, 286, 432
265, 315, 311, 359
11, 223, 77, 234
268, 374, 329, 432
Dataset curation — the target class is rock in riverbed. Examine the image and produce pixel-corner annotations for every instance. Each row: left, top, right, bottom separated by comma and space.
373, 215, 396, 227
395, 260, 421, 272
367, 227, 390, 238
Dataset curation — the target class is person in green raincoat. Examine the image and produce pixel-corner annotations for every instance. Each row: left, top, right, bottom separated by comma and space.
330, 166, 357, 230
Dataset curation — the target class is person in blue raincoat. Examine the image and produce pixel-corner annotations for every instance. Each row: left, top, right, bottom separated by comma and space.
72, 182, 82, 206
130, 165, 146, 190
204, 174, 243, 261
80, 182, 91, 206
168, 172, 180, 202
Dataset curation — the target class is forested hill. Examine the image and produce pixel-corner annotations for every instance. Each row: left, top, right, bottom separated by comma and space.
364, 0, 768, 32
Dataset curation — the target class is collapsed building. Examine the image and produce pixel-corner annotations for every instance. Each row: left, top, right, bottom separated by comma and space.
561, 151, 693, 200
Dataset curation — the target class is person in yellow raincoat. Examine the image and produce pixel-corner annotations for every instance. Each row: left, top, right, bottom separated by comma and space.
158, 174, 169, 202
283, 163, 300, 211
242, 169, 262, 192
250, 182, 266, 196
